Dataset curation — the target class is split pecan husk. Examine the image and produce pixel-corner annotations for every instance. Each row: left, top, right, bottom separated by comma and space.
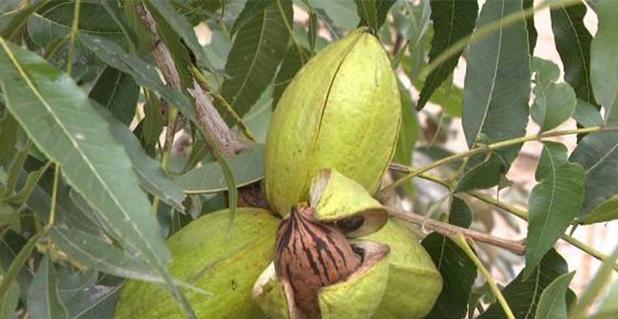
254, 173, 391, 319
275, 204, 361, 318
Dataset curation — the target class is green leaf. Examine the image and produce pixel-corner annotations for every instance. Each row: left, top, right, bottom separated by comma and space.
375, 0, 396, 30
244, 85, 274, 144
526, 142, 585, 273
32, 1, 125, 36
91, 101, 185, 212
272, 44, 308, 108
219, 0, 290, 122
312, 0, 359, 32
0, 111, 18, 164
591, 279, 618, 319
170, 0, 225, 26
122, 1, 156, 56
79, 34, 195, 120
571, 1, 618, 222
146, 0, 213, 70
535, 272, 575, 319
21, 177, 98, 233
5, 162, 50, 205
449, 196, 473, 228
0, 0, 19, 14
56, 267, 98, 303
25, 2, 114, 80
571, 244, 618, 319
27, 256, 69, 319
176, 146, 264, 194
100, 0, 139, 51
0, 231, 43, 309
0, 0, 47, 40
60, 278, 121, 319
422, 198, 476, 319
573, 99, 603, 128
230, 0, 272, 35
460, 0, 531, 191
578, 195, 618, 224
523, 0, 537, 55
590, 0, 618, 124
530, 58, 577, 131
413, 77, 463, 117
307, 7, 318, 51
88, 66, 139, 125
0, 39, 168, 261
0, 277, 19, 319
391, 84, 418, 197
313, 7, 345, 40
27, 1, 127, 48
418, 0, 477, 110
423, 232, 476, 319
457, 151, 509, 191
202, 26, 231, 76
463, 0, 531, 143
2, 141, 30, 200
0, 0, 20, 14
570, 131, 618, 219
551, 2, 596, 105
479, 249, 572, 319
0, 40, 194, 313
393, 84, 419, 167
50, 226, 161, 283
354, 0, 377, 30
141, 93, 164, 148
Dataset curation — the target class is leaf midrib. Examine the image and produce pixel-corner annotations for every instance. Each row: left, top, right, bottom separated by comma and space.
585, 141, 618, 173
473, 0, 506, 144
229, 8, 269, 105
533, 147, 559, 256
424, 0, 457, 93
560, 5, 593, 101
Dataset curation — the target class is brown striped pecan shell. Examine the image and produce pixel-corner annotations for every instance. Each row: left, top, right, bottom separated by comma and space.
275, 204, 361, 317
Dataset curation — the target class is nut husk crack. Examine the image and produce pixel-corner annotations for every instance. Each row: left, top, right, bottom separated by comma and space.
275, 204, 361, 317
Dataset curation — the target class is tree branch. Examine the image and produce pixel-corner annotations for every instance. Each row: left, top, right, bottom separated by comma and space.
135, 3, 247, 158
388, 164, 618, 270
190, 82, 250, 157
388, 207, 525, 255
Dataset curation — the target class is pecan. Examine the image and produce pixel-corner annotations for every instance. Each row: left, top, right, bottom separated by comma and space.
275, 204, 361, 317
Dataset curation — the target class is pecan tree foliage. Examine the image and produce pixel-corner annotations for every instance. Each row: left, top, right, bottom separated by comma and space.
0, 0, 617, 319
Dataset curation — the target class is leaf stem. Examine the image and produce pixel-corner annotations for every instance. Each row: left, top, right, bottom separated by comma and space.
379, 126, 618, 197
66, 0, 81, 76
153, 104, 180, 215
453, 234, 515, 319
420, 0, 582, 79
569, 243, 618, 319
48, 164, 61, 227
161, 108, 179, 175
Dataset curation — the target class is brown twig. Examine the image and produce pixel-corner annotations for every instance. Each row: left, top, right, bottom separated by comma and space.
135, 3, 247, 159
388, 207, 526, 255
388, 164, 618, 270
190, 82, 250, 157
